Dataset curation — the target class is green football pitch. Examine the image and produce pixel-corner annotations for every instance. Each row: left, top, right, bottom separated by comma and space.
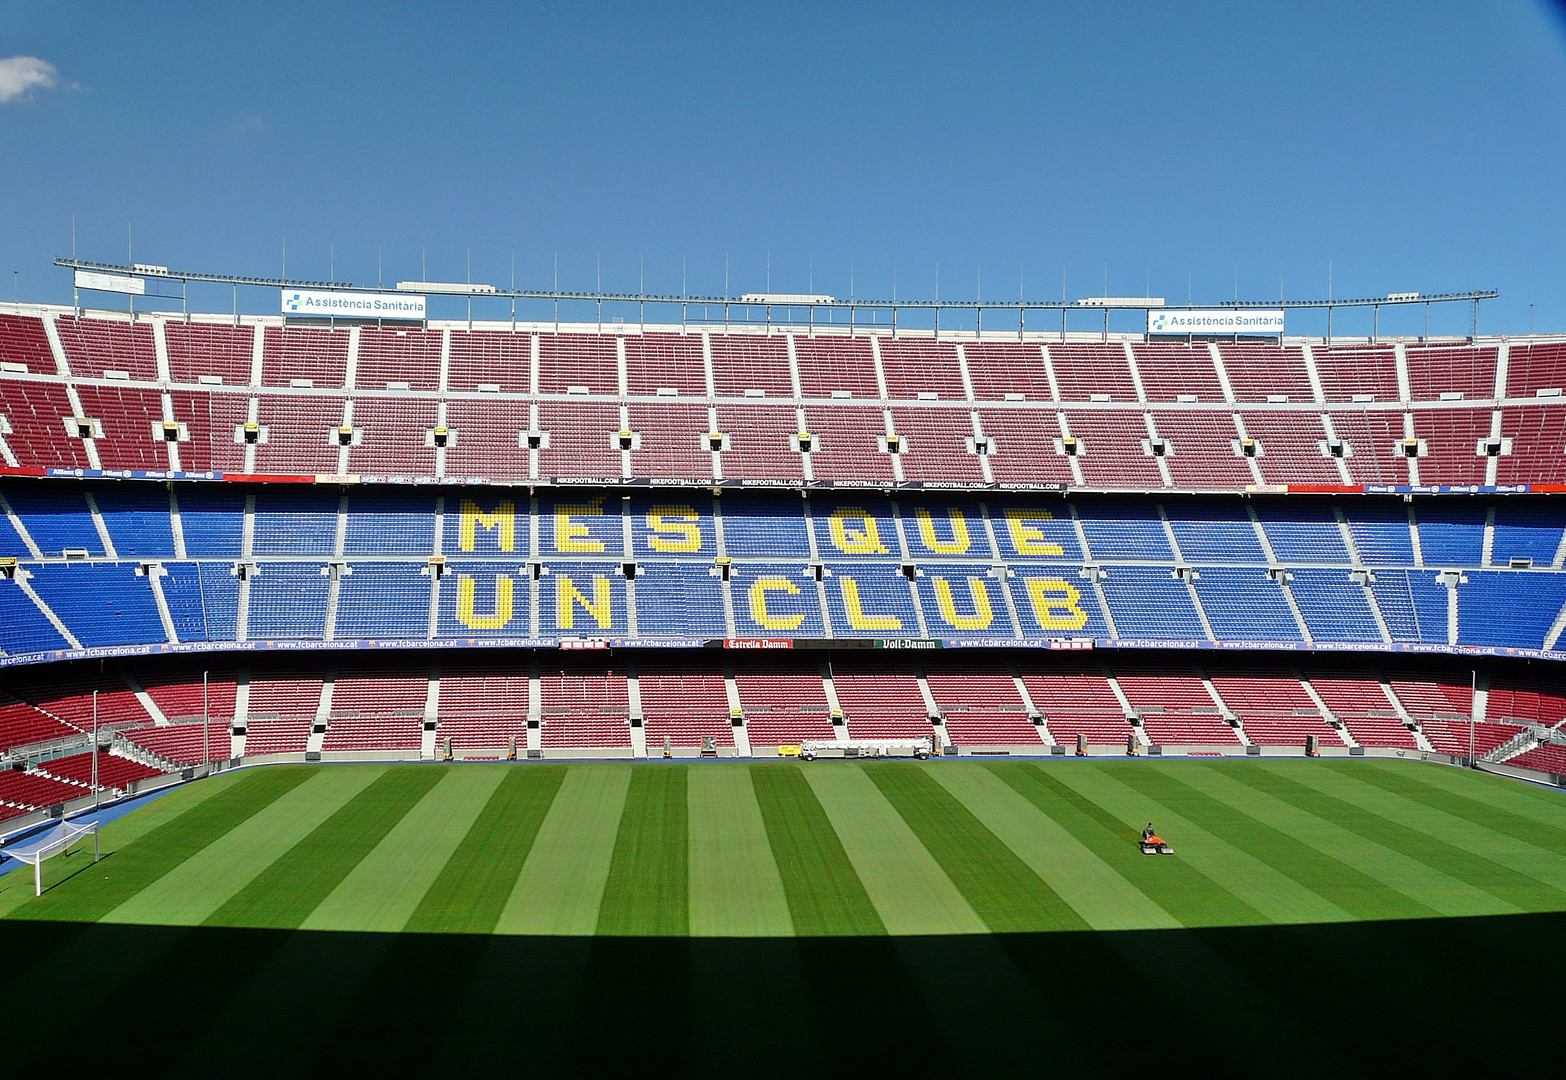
4, 758, 1565, 1077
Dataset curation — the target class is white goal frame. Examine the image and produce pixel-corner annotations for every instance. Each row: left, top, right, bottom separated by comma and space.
3, 819, 99, 896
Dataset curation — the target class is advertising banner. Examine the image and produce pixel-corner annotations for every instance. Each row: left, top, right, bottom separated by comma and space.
74, 270, 145, 295
1148, 309, 1284, 335
281, 288, 426, 320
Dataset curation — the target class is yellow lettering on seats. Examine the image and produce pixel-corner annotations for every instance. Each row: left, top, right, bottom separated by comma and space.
840, 578, 902, 630
646, 506, 703, 552
933, 577, 993, 630
556, 576, 614, 630
456, 575, 514, 630
748, 577, 806, 631
915, 507, 971, 555
1025, 578, 1088, 631
459, 499, 516, 553
828, 508, 890, 555
555, 496, 606, 553
1005, 508, 1065, 556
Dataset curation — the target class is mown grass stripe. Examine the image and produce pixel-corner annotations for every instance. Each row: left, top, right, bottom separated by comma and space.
0, 769, 250, 920
1014, 764, 1271, 926
1388, 757, 1566, 821
1346, 760, 1566, 851
597, 765, 689, 936
1210, 764, 1520, 916
803, 763, 986, 935
864, 762, 1087, 933
0, 768, 308, 1031
301, 765, 509, 932
1264, 761, 1566, 908
406, 765, 567, 935
749, 763, 884, 937
165, 924, 399, 1077
103, 767, 384, 927
1017, 764, 1349, 1073
203, 766, 443, 929
687, 765, 792, 937
303, 767, 572, 1078
8, 766, 314, 926
494, 765, 630, 936
1116, 765, 1428, 922
931, 762, 1177, 930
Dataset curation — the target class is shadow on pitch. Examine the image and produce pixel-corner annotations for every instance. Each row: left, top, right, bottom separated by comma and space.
0, 911, 1559, 1078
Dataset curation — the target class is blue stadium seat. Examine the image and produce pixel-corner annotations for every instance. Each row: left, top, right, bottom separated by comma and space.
158, 561, 211, 642
1191, 567, 1302, 642
1075, 499, 1174, 562
718, 497, 813, 560
252, 492, 339, 556
730, 564, 825, 637
0, 482, 1561, 656
1007, 566, 1109, 637
1490, 504, 1564, 568
915, 565, 1017, 638
343, 492, 438, 556
0, 580, 72, 653
1416, 503, 1486, 567
196, 563, 240, 639
1370, 569, 1448, 644
1457, 571, 1566, 648
540, 494, 624, 558
92, 486, 176, 558
989, 500, 1081, 562
1165, 501, 1268, 564
444, 495, 528, 558
631, 561, 727, 637
822, 563, 919, 637
438, 561, 533, 638
1254, 503, 1348, 564
3, 489, 102, 556
1100, 566, 1206, 639
1344, 501, 1415, 565
0, 506, 31, 558
813, 500, 901, 561
902, 502, 993, 561
1288, 568, 1383, 642
545, 561, 628, 636
247, 563, 330, 638
630, 496, 717, 560
336, 563, 431, 638
26, 563, 165, 647
175, 489, 247, 558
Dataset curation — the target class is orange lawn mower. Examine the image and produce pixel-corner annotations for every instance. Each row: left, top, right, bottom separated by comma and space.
1140, 823, 1174, 855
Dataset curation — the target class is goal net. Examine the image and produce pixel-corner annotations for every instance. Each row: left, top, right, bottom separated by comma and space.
2, 819, 98, 896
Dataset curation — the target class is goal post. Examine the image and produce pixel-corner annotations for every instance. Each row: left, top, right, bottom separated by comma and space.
2, 819, 99, 896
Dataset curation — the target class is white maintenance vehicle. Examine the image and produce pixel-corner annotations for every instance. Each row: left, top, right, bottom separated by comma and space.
798, 737, 933, 761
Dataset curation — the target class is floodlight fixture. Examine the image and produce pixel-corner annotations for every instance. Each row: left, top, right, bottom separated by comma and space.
396, 280, 497, 295
1076, 296, 1165, 308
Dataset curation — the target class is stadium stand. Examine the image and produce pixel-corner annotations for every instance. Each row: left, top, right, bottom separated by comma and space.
6, 308, 1566, 770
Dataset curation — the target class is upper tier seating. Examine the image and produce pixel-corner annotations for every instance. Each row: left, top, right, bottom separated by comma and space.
4, 312, 1566, 489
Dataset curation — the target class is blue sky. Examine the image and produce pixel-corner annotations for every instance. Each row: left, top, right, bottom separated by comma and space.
1, 1, 1564, 336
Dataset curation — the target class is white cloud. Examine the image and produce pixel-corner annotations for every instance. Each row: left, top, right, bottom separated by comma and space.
0, 56, 59, 104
